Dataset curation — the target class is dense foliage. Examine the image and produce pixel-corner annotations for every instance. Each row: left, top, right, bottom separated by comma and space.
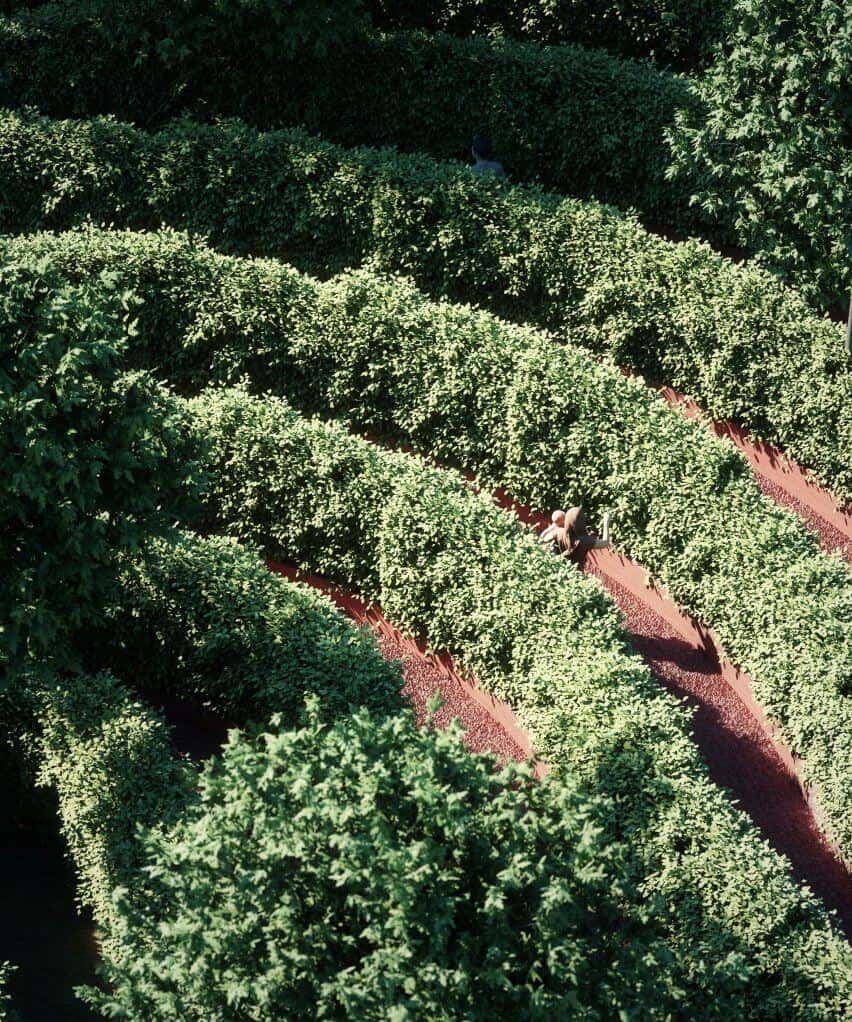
89, 531, 402, 723
33, 670, 192, 954
668, 0, 852, 307
0, 259, 198, 673
0, 18, 699, 226
366, 0, 728, 68
183, 386, 852, 1019
85, 706, 680, 1021
7, 228, 851, 866
0, 113, 846, 501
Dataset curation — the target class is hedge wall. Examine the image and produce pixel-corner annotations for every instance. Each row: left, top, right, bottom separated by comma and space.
365, 0, 728, 68
87, 531, 402, 725
12, 226, 852, 867
0, 111, 847, 501
33, 670, 192, 958
181, 385, 852, 1020
86, 706, 682, 1021
0, 16, 701, 229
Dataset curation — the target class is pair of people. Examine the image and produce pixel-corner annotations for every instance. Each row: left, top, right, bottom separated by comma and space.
539, 507, 612, 562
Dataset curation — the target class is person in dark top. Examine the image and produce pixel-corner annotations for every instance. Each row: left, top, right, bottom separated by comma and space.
471, 134, 507, 180
539, 507, 612, 563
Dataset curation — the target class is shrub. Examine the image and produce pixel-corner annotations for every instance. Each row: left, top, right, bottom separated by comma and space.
0, 257, 199, 673
0, 18, 700, 227
9, 227, 851, 865
88, 531, 402, 724
32, 670, 193, 955
84, 705, 681, 1021
667, 0, 852, 308
366, 0, 728, 68
0, 113, 846, 500
182, 386, 852, 1019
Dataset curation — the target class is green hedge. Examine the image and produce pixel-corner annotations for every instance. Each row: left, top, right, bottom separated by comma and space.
88, 530, 402, 725
182, 385, 852, 1019
32, 670, 192, 959
0, 16, 701, 229
86, 705, 682, 1021
0, 111, 847, 501
366, 0, 728, 68
12, 226, 852, 866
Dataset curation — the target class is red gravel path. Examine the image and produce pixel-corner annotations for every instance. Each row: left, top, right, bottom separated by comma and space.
587, 566, 852, 936
754, 475, 852, 562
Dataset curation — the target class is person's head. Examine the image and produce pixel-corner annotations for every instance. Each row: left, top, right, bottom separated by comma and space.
551, 509, 566, 527
472, 134, 493, 161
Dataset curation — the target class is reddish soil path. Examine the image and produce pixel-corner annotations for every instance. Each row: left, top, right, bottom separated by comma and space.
495, 491, 852, 935
654, 384, 852, 561
267, 561, 536, 771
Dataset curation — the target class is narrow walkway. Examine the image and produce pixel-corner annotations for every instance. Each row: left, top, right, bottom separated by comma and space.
267, 561, 533, 768
496, 492, 852, 936
655, 384, 852, 561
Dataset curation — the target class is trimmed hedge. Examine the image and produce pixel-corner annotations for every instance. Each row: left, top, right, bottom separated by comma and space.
33, 670, 192, 957
0, 16, 701, 228
12, 227, 852, 866
0, 112, 847, 501
86, 705, 681, 1021
366, 0, 728, 68
88, 530, 402, 725
182, 385, 852, 1020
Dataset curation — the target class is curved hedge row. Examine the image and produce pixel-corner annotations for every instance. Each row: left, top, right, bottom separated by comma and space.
33, 670, 191, 957
87, 531, 402, 725
33, 669, 686, 1021
0, 111, 847, 501
13, 227, 852, 864
365, 0, 728, 68
181, 385, 852, 1020
0, 16, 700, 228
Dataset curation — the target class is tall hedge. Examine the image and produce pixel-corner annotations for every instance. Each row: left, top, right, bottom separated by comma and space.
84, 706, 682, 1021
0, 111, 847, 500
87, 531, 402, 725
0, 17, 701, 229
366, 0, 728, 68
10, 226, 851, 865
0, 255, 199, 675
32, 670, 193, 957
180, 385, 852, 1020
668, 0, 851, 308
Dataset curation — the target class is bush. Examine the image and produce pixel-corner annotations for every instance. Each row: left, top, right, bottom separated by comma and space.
667, 0, 852, 308
10, 227, 851, 866
0, 257, 199, 673
0, 113, 847, 501
32, 670, 193, 956
183, 386, 852, 1019
0, 19, 700, 228
84, 705, 681, 1021
88, 530, 402, 724
366, 0, 728, 68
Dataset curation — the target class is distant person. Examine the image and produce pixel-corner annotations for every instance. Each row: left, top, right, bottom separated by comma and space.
470, 134, 507, 180
539, 507, 611, 563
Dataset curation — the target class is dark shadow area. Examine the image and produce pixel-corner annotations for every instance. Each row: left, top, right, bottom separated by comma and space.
627, 624, 852, 937
0, 792, 101, 1022
140, 690, 233, 762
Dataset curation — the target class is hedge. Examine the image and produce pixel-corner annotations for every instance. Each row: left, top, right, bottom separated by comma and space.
365, 0, 728, 68
32, 670, 192, 960
0, 16, 702, 230
86, 530, 403, 725
12, 226, 852, 867
85, 705, 682, 1021
181, 385, 852, 1020
0, 111, 847, 501
1, 11, 844, 304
